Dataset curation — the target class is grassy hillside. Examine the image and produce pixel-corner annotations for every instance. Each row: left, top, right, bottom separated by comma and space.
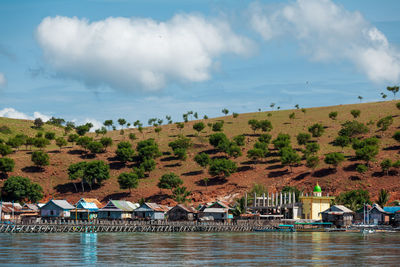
1, 100, 400, 205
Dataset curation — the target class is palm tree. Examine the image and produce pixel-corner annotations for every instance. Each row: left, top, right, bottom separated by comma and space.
377, 189, 389, 207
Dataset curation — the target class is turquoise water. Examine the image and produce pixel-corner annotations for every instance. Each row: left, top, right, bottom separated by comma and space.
1, 232, 400, 266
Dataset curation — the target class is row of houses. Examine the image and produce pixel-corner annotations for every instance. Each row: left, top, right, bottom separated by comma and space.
320, 203, 400, 227
0, 198, 233, 223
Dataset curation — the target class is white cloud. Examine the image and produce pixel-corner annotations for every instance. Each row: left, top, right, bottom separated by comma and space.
0, 108, 50, 121
249, 0, 400, 84
0, 73, 6, 87
36, 14, 253, 91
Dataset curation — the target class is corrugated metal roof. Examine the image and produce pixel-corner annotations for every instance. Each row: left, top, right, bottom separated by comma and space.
203, 208, 228, 213
383, 206, 400, 214
79, 202, 99, 211
22, 204, 39, 211
42, 200, 74, 210
81, 198, 103, 208
105, 200, 137, 212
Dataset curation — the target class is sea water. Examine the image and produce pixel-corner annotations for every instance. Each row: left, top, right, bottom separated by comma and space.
1, 232, 400, 266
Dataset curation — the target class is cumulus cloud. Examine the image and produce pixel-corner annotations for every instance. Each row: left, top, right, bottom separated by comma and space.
249, 0, 400, 84
83, 118, 103, 131
0, 108, 51, 121
36, 14, 253, 91
0, 73, 6, 87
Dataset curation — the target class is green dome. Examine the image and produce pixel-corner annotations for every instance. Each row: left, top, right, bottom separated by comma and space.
313, 183, 322, 192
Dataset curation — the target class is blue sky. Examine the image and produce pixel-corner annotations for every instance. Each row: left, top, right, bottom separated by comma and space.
0, 0, 399, 128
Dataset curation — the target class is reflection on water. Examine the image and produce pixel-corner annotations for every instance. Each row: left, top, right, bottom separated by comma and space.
1, 232, 400, 265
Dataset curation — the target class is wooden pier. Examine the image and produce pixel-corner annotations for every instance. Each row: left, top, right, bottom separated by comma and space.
0, 220, 277, 233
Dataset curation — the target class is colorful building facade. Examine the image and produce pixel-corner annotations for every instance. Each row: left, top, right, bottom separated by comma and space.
300, 183, 334, 220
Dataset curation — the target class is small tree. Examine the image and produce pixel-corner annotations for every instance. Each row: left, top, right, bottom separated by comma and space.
333, 136, 350, 151
33, 118, 44, 129
208, 158, 237, 178
87, 141, 104, 155
68, 162, 87, 192
222, 108, 229, 116
387, 86, 399, 99
75, 124, 91, 136
173, 186, 191, 203
118, 172, 139, 194
329, 111, 338, 120
356, 164, 368, 175
118, 118, 127, 129
100, 137, 113, 150
0, 143, 13, 157
358, 96, 363, 102
289, 112, 295, 120
129, 133, 137, 142
141, 158, 156, 175
212, 121, 224, 132
272, 133, 291, 152
355, 145, 379, 166
304, 142, 320, 157
233, 135, 245, 146
44, 132, 56, 140
324, 152, 345, 170
68, 134, 79, 146
193, 122, 205, 135
158, 172, 183, 193
306, 156, 319, 173
296, 133, 311, 146
394, 131, 400, 143
33, 137, 50, 150
377, 116, 393, 132
308, 123, 324, 138
380, 159, 392, 176
176, 122, 184, 133
103, 120, 113, 130
31, 151, 49, 169
350, 109, 361, 119
280, 147, 301, 173
248, 119, 260, 134
55, 137, 68, 150
83, 160, 110, 189
232, 112, 239, 118
116, 142, 135, 163
194, 153, 211, 172
0, 157, 14, 177
76, 136, 93, 152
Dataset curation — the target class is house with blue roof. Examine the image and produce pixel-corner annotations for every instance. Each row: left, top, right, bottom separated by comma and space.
383, 206, 400, 224
71, 198, 102, 220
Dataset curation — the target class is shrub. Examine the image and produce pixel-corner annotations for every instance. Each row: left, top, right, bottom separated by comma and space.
0, 143, 13, 157
377, 116, 393, 132
118, 172, 139, 193
31, 151, 50, 168
212, 121, 224, 132
0, 157, 14, 174
308, 123, 324, 138
324, 152, 345, 169
44, 132, 56, 140
233, 135, 245, 146
100, 137, 113, 149
356, 164, 368, 174
194, 153, 211, 168
339, 121, 369, 137
296, 133, 311, 146
258, 134, 272, 144
350, 109, 361, 118
0, 125, 12, 134
87, 141, 104, 154
329, 111, 338, 120
3, 176, 43, 202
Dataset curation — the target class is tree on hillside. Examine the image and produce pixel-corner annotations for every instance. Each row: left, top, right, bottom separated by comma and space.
333, 136, 350, 151
0, 143, 12, 157
100, 137, 113, 150
232, 112, 239, 118
118, 118, 126, 129
137, 138, 161, 161
304, 142, 320, 157
339, 121, 369, 137
280, 147, 301, 173
329, 111, 338, 120
350, 109, 361, 119
7, 137, 24, 151
193, 122, 205, 135
208, 158, 237, 178
68, 134, 79, 146
212, 121, 224, 132
248, 119, 259, 134
355, 145, 379, 166
31, 151, 49, 170
24, 137, 35, 150
33, 118, 44, 129
259, 120, 273, 132
394, 131, 400, 143
87, 141, 104, 155
272, 133, 291, 152
0, 157, 14, 177
175, 122, 184, 133
68, 162, 87, 192
76, 136, 93, 152
324, 152, 345, 170
296, 133, 311, 146
83, 160, 110, 190
33, 137, 50, 150
306, 156, 319, 174
381, 92, 387, 100
387, 86, 399, 99
118, 172, 139, 194
75, 124, 91, 136
2, 176, 43, 203
116, 141, 135, 163
358, 96, 363, 102
140, 158, 156, 175
377, 116, 393, 133
289, 112, 295, 121
55, 137, 68, 150
103, 120, 113, 130
377, 189, 389, 207
157, 172, 183, 194
308, 123, 324, 138
380, 159, 392, 176
44, 132, 55, 140
270, 103, 275, 110
172, 186, 191, 203
233, 135, 246, 146
222, 108, 229, 116
194, 153, 211, 172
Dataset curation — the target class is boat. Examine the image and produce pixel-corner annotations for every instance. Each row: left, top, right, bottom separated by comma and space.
255, 224, 295, 232
361, 228, 375, 234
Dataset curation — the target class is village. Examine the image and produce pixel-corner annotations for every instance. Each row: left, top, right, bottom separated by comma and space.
1, 183, 400, 233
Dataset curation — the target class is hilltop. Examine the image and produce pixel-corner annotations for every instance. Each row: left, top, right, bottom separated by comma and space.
1, 100, 400, 205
